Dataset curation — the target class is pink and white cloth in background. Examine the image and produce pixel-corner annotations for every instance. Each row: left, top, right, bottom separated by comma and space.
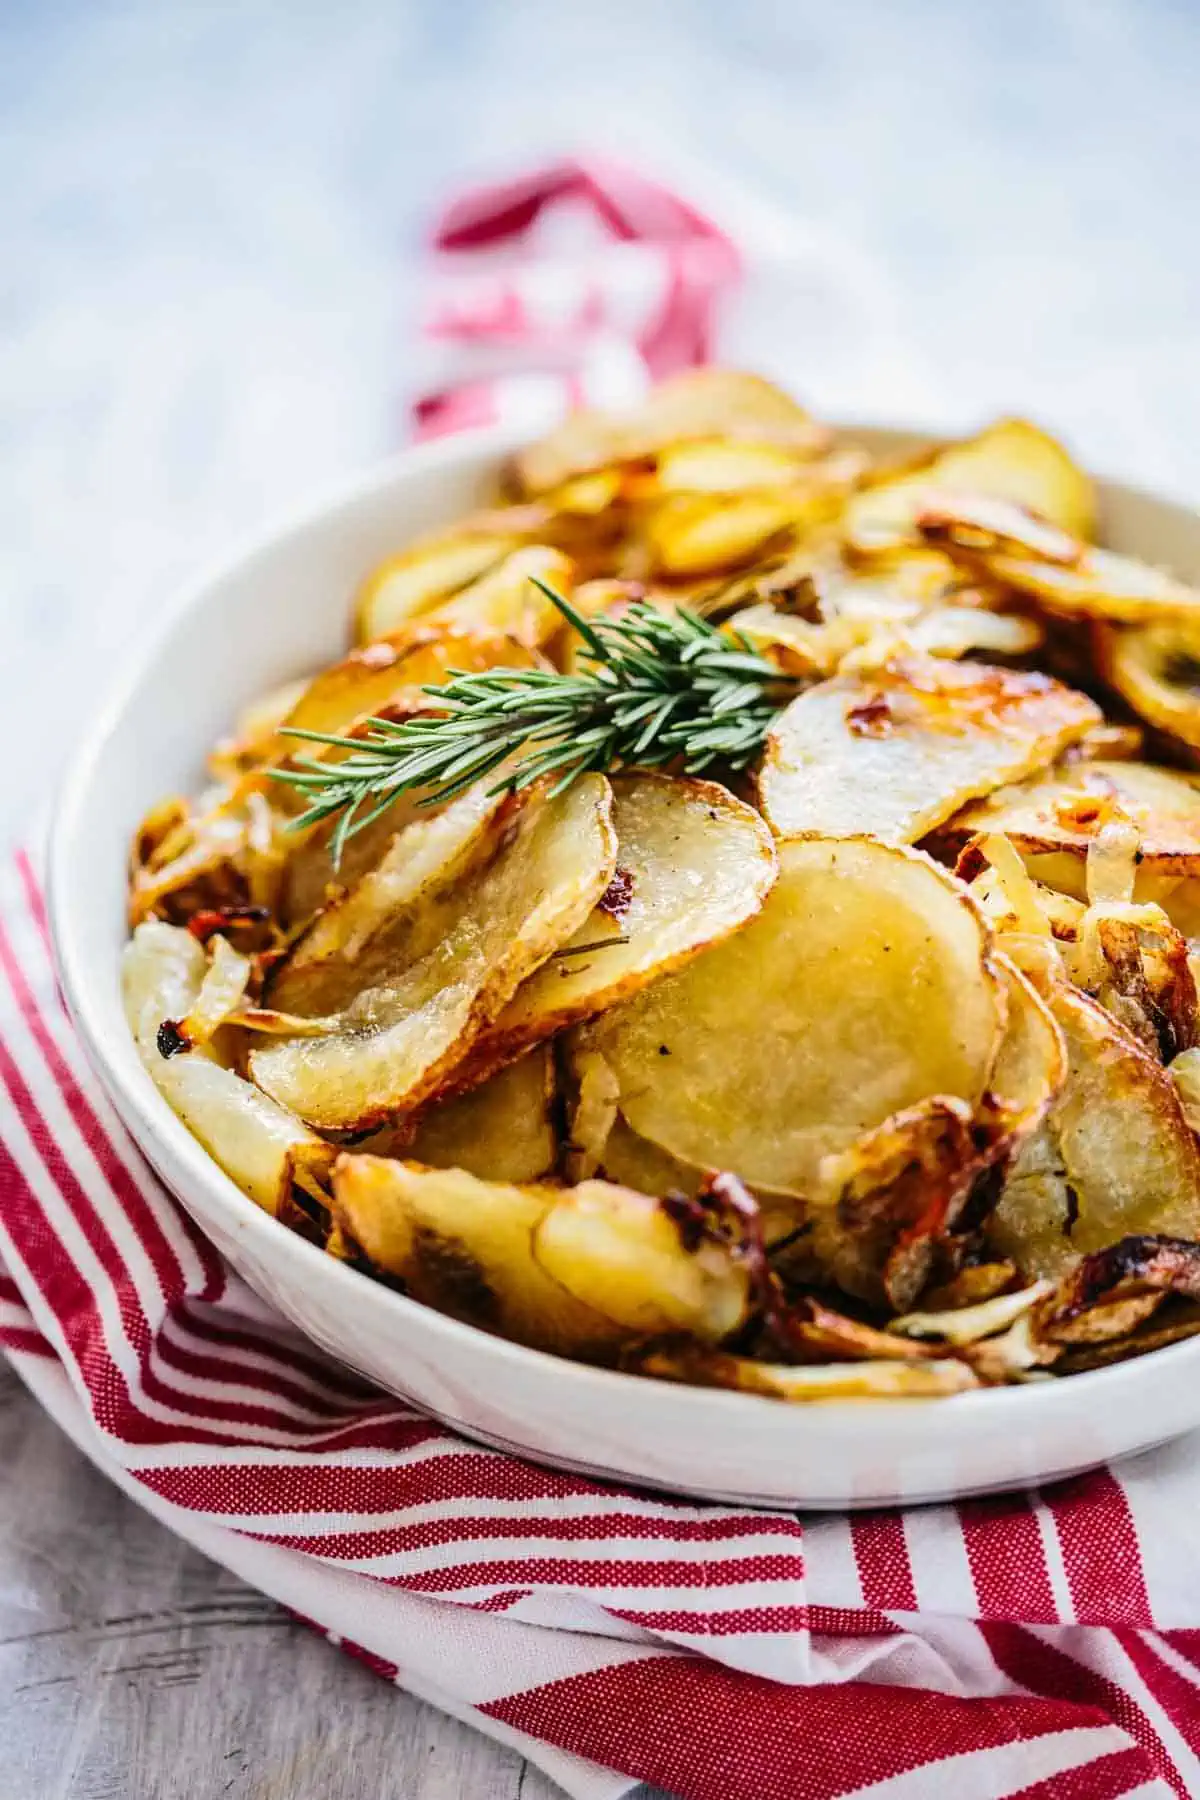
3, 161, 1200, 1799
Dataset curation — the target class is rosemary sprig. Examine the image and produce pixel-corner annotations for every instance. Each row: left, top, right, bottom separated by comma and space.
272, 578, 800, 859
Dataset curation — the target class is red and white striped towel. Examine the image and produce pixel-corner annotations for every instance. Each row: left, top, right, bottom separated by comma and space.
5, 160, 1200, 1799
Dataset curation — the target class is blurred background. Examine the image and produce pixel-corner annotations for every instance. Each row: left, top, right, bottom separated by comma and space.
3, 0, 1198, 833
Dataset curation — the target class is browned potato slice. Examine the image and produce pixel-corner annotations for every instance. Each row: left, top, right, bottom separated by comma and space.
331, 1156, 751, 1358
250, 777, 616, 1129
986, 953, 1067, 1127
122, 922, 333, 1216
397, 1047, 558, 1184
354, 514, 547, 644
585, 837, 1003, 1195
652, 438, 822, 494
128, 787, 284, 928
457, 773, 777, 1083
797, 957, 1064, 1308
269, 779, 511, 1017
988, 975, 1200, 1279
945, 762, 1200, 937
630, 1342, 977, 1399
1096, 621, 1200, 751
757, 653, 1101, 843
586, 1108, 801, 1246
514, 369, 828, 495
420, 546, 574, 648
279, 626, 543, 768
919, 494, 1200, 625
841, 418, 1095, 554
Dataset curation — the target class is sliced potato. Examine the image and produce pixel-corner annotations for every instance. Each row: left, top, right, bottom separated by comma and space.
945, 761, 1200, 937
280, 625, 537, 755
652, 438, 822, 494
397, 1046, 558, 1184
918, 494, 1200, 625
353, 514, 545, 644
988, 975, 1200, 1279
630, 1342, 977, 1399
420, 546, 574, 648
128, 786, 284, 928
250, 777, 616, 1129
269, 779, 512, 1017
122, 922, 332, 1217
458, 773, 777, 1082
842, 418, 1095, 554
330, 1156, 750, 1358
585, 836, 1003, 1195
1097, 621, 1200, 751
514, 369, 828, 496
757, 653, 1101, 842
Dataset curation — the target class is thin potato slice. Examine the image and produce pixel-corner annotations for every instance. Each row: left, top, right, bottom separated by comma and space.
757, 653, 1101, 843
842, 417, 1095, 554
250, 777, 616, 1129
918, 494, 1200, 625
122, 922, 333, 1217
354, 521, 538, 644
586, 836, 1004, 1195
590, 1110, 802, 1247
988, 975, 1200, 1280
330, 1156, 751, 1358
281, 626, 538, 751
1097, 621, 1200, 751
652, 438, 822, 494
644, 458, 862, 579
420, 546, 574, 649
630, 1342, 978, 1400
458, 773, 777, 1082
397, 1047, 558, 1184
798, 958, 1064, 1308
514, 369, 828, 496
269, 779, 512, 1017
945, 762, 1200, 938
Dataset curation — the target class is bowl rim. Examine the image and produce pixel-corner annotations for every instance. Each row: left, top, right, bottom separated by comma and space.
46, 416, 1200, 1429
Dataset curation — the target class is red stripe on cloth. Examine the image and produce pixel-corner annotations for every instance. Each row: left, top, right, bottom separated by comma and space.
981, 1621, 1188, 1798
241, 1511, 805, 1560
139, 1451, 629, 1515
607, 1605, 899, 1640
1007, 1743, 1157, 1800
354, 1551, 807, 1597
959, 1490, 1057, 1622
1117, 1629, 1200, 1760
175, 1302, 378, 1401
484, 1655, 1138, 1800
0, 1328, 54, 1357
13, 847, 52, 955
851, 1511, 917, 1611
1044, 1469, 1153, 1627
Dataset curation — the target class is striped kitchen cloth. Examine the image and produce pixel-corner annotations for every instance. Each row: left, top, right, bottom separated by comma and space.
4, 159, 1200, 1800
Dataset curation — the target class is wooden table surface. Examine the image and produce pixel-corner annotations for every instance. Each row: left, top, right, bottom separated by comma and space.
3, 0, 1200, 1794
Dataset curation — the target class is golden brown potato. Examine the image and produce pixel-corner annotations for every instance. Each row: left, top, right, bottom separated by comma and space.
585, 836, 1003, 1195
454, 772, 777, 1085
757, 653, 1100, 843
250, 777, 616, 1129
397, 1047, 559, 1184
122, 922, 333, 1217
988, 973, 1200, 1279
841, 417, 1095, 553
331, 1157, 751, 1358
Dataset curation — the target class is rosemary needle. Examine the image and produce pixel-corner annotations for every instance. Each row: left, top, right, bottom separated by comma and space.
272, 577, 801, 856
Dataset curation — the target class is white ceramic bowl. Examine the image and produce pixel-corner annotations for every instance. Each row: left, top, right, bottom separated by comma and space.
49, 422, 1200, 1509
